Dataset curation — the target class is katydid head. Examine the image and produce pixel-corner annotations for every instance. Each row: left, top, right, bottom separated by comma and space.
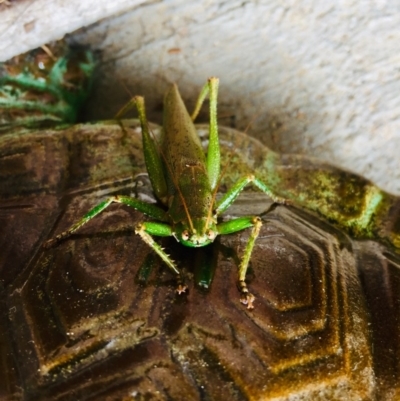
173, 219, 218, 248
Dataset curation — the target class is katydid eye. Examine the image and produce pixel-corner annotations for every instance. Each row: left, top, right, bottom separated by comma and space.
181, 230, 190, 241
206, 230, 216, 240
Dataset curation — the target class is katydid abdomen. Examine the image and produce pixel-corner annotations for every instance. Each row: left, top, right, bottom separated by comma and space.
162, 83, 217, 243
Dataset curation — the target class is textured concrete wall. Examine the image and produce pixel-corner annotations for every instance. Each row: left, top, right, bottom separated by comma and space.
1, 0, 400, 194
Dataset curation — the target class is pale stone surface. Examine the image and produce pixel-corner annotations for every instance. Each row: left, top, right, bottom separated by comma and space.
0, 0, 144, 61
1, 0, 400, 194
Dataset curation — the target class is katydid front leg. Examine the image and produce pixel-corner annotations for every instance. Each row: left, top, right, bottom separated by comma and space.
214, 175, 287, 309
43, 195, 187, 293
134, 222, 187, 293
217, 216, 263, 310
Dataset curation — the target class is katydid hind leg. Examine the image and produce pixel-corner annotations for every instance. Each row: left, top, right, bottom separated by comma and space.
191, 77, 221, 191
191, 78, 213, 121
206, 77, 220, 191
116, 96, 168, 203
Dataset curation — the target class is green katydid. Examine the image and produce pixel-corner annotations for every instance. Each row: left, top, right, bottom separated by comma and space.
44, 77, 285, 309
